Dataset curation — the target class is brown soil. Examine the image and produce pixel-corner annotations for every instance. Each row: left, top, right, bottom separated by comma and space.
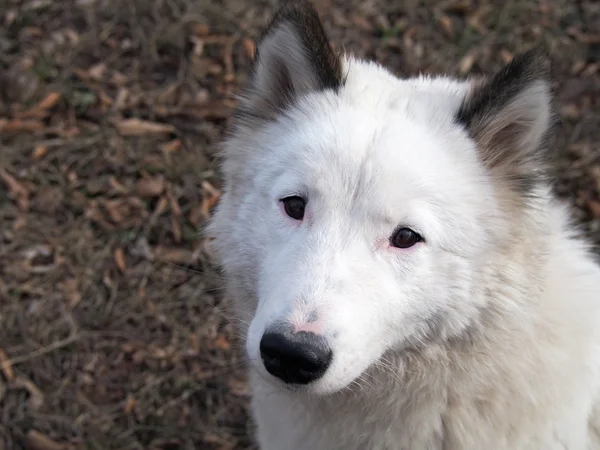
0, 0, 599, 449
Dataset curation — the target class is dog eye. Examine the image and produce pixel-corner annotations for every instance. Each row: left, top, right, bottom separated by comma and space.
281, 196, 306, 220
390, 227, 422, 249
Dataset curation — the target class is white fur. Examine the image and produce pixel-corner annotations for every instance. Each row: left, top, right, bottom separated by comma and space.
207, 22, 600, 450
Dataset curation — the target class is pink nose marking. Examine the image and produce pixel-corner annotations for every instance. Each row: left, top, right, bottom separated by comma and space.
292, 321, 323, 334
289, 310, 323, 334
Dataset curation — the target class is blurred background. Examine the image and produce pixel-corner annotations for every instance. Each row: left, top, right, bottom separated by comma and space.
0, 0, 598, 449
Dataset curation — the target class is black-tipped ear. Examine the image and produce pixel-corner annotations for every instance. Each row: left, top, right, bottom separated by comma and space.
456, 47, 555, 195
237, 0, 343, 121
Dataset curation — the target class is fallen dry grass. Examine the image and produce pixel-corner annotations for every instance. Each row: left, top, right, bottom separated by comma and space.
0, 0, 599, 449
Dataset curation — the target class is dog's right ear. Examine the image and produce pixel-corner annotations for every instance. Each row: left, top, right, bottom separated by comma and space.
237, 0, 343, 122
455, 48, 555, 198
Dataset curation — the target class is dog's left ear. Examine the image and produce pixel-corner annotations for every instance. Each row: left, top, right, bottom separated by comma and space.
237, 0, 343, 121
456, 48, 555, 196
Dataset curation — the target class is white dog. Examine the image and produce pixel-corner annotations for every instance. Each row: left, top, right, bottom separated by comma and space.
206, 1, 600, 448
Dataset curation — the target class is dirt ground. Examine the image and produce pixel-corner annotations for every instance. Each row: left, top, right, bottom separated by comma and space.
0, 0, 598, 449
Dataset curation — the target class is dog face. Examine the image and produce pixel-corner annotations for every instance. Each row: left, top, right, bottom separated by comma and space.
208, 1, 553, 395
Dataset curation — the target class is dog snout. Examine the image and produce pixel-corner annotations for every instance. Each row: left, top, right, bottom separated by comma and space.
259, 330, 332, 385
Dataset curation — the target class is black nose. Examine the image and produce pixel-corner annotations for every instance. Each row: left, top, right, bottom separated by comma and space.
259, 330, 332, 385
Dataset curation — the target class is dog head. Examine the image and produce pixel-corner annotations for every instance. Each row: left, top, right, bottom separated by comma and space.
207, 0, 554, 395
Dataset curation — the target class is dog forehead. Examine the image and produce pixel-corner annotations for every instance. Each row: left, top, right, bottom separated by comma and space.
274, 101, 478, 204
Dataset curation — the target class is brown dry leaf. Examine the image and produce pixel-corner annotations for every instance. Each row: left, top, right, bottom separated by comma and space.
154, 246, 195, 265
576, 33, 600, 45
104, 200, 125, 223
193, 23, 210, 36
35, 91, 62, 110
166, 185, 182, 217
114, 118, 175, 136
47, 125, 80, 139
136, 175, 165, 198
88, 63, 106, 81
466, 9, 488, 34
190, 36, 205, 57
459, 51, 477, 75
200, 34, 234, 45
400, 27, 415, 49
82, 355, 98, 375
5, 9, 17, 26
123, 395, 136, 414
227, 378, 249, 397
500, 49, 513, 64
72, 68, 88, 81
583, 63, 599, 77
13, 376, 44, 410
32, 145, 48, 160
58, 278, 82, 308
108, 176, 128, 194
22, 26, 42, 38
114, 248, 127, 273
351, 15, 373, 32
150, 346, 170, 360
13, 214, 27, 231
538, 1, 551, 14
560, 103, 581, 120
0, 167, 29, 211
121, 341, 143, 354
589, 200, 600, 218
223, 38, 235, 82
0, 118, 44, 134
177, 103, 234, 120
202, 433, 230, 446
19, 92, 62, 118
566, 26, 581, 38
0, 349, 14, 382
213, 335, 232, 351
189, 333, 200, 355
188, 205, 201, 228
98, 91, 114, 111
156, 83, 179, 105
171, 215, 182, 243
22, 244, 58, 274
101, 197, 148, 227
242, 38, 256, 60
200, 181, 222, 219
113, 88, 128, 111
146, 299, 158, 316
102, 270, 115, 290
110, 71, 128, 86
26, 430, 72, 450
85, 200, 115, 231
73, 64, 106, 82
438, 15, 453, 37
63, 28, 79, 44
207, 62, 223, 75
570, 60, 587, 75
160, 139, 181, 154
148, 196, 169, 228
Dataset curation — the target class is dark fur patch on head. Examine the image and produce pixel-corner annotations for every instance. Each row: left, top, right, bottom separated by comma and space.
455, 47, 552, 130
454, 47, 557, 198
256, 0, 342, 93
233, 0, 343, 126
